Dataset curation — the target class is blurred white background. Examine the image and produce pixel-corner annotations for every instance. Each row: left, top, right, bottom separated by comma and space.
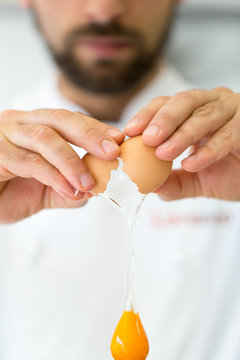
0, 0, 239, 105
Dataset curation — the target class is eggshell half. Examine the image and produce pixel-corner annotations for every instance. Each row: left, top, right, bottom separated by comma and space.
82, 155, 119, 196
120, 136, 172, 194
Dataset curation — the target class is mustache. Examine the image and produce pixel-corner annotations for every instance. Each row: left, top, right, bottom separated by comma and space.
65, 21, 142, 44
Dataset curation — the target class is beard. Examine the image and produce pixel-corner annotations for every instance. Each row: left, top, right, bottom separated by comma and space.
33, 14, 174, 95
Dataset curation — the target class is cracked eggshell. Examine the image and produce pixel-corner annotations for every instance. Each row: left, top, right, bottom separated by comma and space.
82, 155, 119, 196
82, 135, 172, 195
120, 136, 172, 194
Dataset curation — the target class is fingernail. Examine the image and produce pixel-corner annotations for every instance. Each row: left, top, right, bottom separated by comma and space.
125, 118, 140, 129
107, 128, 123, 137
158, 139, 172, 149
73, 191, 85, 200
74, 189, 79, 197
101, 140, 119, 154
143, 124, 160, 136
186, 154, 197, 162
80, 173, 95, 188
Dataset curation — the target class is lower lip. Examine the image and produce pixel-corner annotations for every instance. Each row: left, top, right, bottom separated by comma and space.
78, 39, 133, 56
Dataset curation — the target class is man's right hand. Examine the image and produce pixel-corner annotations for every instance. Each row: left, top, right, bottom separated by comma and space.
0, 109, 124, 224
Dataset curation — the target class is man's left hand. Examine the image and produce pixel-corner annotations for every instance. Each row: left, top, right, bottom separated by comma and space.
125, 87, 240, 201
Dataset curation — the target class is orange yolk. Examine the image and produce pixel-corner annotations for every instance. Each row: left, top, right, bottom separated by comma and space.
111, 310, 149, 360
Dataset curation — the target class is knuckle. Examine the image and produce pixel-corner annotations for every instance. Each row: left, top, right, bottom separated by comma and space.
218, 127, 232, 142
0, 109, 19, 122
176, 128, 196, 144
194, 104, 212, 117
63, 150, 81, 167
138, 108, 154, 119
215, 100, 225, 113
175, 90, 200, 102
76, 113, 100, 128
205, 140, 219, 154
215, 86, 233, 95
27, 153, 44, 166
194, 102, 221, 117
151, 96, 169, 103
52, 108, 71, 120
85, 126, 98, 140
157, 111, 172, 123
178, 125, 202, 146
151, 96, 162, 103
31, 125, 54, 142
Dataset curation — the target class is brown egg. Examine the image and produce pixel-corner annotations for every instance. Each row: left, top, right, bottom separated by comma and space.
83, 135, 172, 195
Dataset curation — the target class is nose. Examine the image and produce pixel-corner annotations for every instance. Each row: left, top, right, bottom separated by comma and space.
84, 0, 124, 24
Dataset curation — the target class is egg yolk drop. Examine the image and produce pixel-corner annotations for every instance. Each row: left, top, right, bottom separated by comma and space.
111, 310, 149, 360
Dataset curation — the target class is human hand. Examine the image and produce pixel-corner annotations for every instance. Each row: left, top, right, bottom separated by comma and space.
0, 109, 124, 223
125, 87, 240, 201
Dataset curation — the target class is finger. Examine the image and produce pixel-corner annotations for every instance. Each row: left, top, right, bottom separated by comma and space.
124, 96, 170, 136
154, 169, 203, 200
142, 88, 221, 146
4, 123, 95, 192
182, 118, 236, 172
43, 188, 93, 209
0, 136, 82, 200
155, 97, 237, 161
1, 109, 125, 160
0, 136, 20, 182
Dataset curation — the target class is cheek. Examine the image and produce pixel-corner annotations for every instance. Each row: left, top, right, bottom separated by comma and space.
34, 0, 72, 50
33, 0, 79, 51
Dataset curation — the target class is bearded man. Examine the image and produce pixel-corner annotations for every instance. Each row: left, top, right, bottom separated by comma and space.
0, 1, 240, 359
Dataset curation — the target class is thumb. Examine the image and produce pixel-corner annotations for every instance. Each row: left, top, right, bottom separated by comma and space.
44, 188, 92, 209
154, 169, 203, 200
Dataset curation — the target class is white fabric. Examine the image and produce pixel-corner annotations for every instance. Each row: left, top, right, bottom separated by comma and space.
1, 64, 240, 360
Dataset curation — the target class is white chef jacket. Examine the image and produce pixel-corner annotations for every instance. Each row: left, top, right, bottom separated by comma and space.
1, 63, 240, 360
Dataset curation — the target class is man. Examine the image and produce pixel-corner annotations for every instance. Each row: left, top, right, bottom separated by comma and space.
0, 0, 240, 359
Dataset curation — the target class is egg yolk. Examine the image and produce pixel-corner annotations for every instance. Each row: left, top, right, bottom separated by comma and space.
111, 310, 149, 360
